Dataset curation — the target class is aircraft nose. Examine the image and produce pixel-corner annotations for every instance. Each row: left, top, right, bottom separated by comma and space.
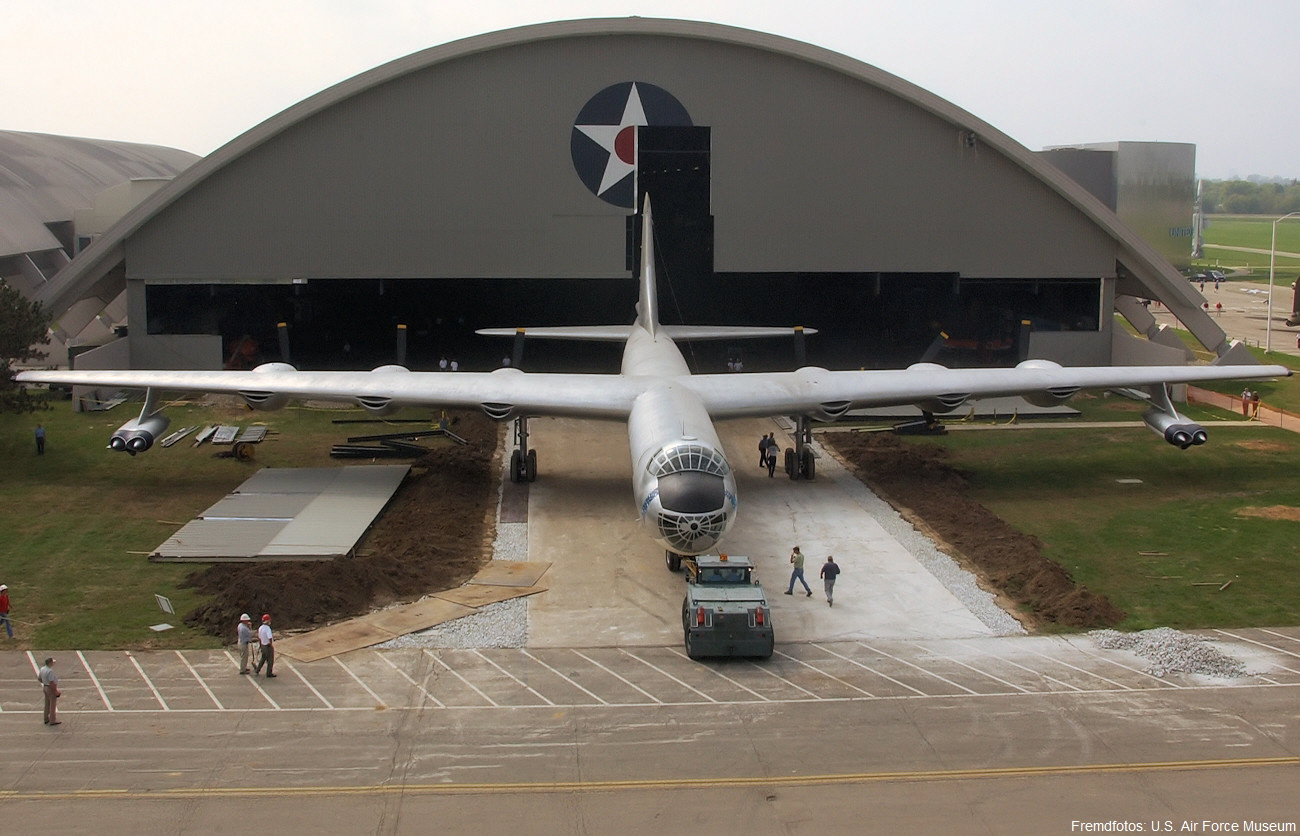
656, 471, 724, 514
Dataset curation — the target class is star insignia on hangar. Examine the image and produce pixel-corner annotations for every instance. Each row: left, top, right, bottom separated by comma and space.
570, 81, 693, 208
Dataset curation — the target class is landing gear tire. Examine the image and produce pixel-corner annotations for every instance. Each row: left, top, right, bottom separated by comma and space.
784, 447, 797, 479
665, 551, 683, 572
525, 450, 537, 483
800, 448, 815, 481
509, 450, 522, 483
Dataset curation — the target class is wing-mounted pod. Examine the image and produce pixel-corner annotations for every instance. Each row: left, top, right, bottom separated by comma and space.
1141, 383, 1207, 449
239, 362, 297, 411
1014, 359, 1082, 408
353, 364, 410, 416
904, 363, 972, 414
109, 388, 169, 454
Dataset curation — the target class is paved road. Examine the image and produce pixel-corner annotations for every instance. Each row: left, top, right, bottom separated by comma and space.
3, 627, 1298, 833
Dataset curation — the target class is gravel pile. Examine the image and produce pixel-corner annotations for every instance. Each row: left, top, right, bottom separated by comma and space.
1090, 627, 1248, 678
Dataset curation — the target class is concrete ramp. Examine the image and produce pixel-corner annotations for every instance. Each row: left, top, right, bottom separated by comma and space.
151, 465, 409, 562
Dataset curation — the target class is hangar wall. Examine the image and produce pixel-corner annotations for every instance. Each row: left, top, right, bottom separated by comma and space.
125, 29, 1116, 283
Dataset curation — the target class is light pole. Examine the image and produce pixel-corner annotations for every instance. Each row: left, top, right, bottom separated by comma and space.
1267, 211, 1300, 352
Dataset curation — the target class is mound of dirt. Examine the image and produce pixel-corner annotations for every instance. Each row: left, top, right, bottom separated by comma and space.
824, 431, 1124, 630
182, 411, 501, 639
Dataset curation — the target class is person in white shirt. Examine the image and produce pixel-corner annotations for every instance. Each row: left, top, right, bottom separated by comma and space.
253, 614, 276, 678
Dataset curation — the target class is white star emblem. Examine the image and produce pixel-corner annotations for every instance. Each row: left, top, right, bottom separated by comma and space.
575, 83, 648, 196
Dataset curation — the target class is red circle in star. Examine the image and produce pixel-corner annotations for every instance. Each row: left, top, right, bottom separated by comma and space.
614, 126, 637, 165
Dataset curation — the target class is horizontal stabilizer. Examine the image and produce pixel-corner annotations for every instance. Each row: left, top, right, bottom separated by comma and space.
476, 325, 817, 342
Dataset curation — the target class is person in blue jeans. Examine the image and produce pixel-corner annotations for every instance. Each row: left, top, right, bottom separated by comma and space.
785, 547, 812, 596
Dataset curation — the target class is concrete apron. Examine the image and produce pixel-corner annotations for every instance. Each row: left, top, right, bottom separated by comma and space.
523, 416, 996, 648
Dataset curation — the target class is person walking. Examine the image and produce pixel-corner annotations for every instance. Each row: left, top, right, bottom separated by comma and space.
766, 437, 779, 477
785, 547, 812, 596
34, 423, 45, 454
252, 614, 276, 677
819, 556, 841, 607
37, 657, 60, 725
0, 584, 11, 639
758, 433, 771, 468
236, 613, 254, 674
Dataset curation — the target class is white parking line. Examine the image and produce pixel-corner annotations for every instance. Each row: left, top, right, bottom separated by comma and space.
174, 650, 224, 710
771, 649, 877, 698
332, 656, 384, 709
1257, 628, 1300, 650
472, 649, 554, 705
857, 642, 980, 696
521, 650, 607, 705
1077, 647, 1184, 688
1022, 648, 1133, 691
285, 661, 334, 709
76, 650, 114, 711
226, 650, 279, 708
974, 647, 1083, 693
912, 644, 1031, 694
619, 649, 717, 703
811, 643, 927, 697
1211, 629, 1300, 674
374, 652, 443, 708
744, 657, 822, 700
422, 649, 497, 707
569, 649, 663, 704
663, 648, 772, 701
126, 652, 169, 710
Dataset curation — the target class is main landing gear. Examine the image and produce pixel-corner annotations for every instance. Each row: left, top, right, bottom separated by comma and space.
508, 416, 537, 483
783, 415, 816, 480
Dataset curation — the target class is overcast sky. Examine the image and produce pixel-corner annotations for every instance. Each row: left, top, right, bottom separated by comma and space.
5, 0, 1296, 180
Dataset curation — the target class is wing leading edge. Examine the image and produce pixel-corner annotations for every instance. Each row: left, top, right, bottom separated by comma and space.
686, 360, 1291, 420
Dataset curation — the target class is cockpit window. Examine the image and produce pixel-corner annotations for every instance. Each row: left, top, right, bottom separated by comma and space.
647, 443, 730, 478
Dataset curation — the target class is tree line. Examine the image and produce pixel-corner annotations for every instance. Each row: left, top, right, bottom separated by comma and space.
1201, 179, 1300, 215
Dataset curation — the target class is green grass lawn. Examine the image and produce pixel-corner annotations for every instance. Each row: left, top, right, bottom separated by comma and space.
0, 397, 428, 649
928, 396, 1300, 630
1198, 214, 1300, 276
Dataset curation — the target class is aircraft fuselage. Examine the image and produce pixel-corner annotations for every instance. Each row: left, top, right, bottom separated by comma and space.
623, 327, 738, 556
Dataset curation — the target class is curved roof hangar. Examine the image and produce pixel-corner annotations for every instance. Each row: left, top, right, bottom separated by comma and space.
39, 18, 1230, 366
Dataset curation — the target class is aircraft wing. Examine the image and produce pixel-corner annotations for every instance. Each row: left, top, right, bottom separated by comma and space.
15, 367, 648, 421
685, 361, 1292, 419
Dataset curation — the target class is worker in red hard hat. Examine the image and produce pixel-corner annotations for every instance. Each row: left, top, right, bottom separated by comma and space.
253, 613, 276, 678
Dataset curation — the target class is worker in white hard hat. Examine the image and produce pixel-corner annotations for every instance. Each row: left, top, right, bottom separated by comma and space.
236, 613, 254, 674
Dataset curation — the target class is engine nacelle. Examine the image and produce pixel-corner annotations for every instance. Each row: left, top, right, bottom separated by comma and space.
1142, 407, 1207, 449
240, 362, 297, 411
354, 364, 410, 416
108, 413, 170, 455
1013, 360, 1080, 408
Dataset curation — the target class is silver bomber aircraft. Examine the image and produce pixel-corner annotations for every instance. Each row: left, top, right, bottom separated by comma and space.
17, 197, 1291, 568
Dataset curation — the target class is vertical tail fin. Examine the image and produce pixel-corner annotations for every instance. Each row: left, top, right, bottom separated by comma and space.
635, 194, 658, 336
